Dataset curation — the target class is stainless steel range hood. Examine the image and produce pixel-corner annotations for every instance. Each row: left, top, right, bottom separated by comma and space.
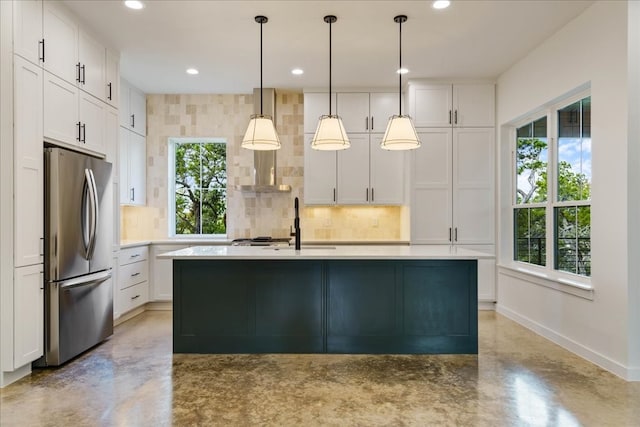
238, 88, 291, 193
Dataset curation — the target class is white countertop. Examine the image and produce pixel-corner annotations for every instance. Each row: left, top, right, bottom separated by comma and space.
158, 245, 494, 260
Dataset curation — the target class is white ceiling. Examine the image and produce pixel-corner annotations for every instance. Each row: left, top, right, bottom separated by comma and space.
63, 0, 594, 94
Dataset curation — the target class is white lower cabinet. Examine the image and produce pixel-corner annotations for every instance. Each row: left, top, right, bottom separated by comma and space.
112, 255, 120, 320
13, 265, 44, 368
458, 245, 496, 302
151, 245, 188, 301
117, 246, 149, 314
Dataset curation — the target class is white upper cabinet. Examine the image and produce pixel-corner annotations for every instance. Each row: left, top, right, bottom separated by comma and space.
304, 93, 335, 133
78, 29, 106, 100
336, 92, 397, 133
369, 134, 405, 205
14, 56, 44, 268
43, 0, 78, 84
13, 0, 43, 66
120, 79, 146, 136
43, 71, 78, 145
409, 83, 495, 128
119, 128, 146, 206
105, 50, 119, 107
303, 134, 337, 205
79, 90, 107, 154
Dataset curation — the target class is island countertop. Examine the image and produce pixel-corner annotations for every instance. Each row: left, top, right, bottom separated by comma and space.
159, 244, 494, 260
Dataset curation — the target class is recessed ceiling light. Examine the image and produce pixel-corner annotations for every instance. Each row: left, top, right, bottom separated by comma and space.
432, 0, 451, 10
186, 68, 199, 75
124, 0, 144, 10
397, 68, 409, 74
291, 68, 304, 75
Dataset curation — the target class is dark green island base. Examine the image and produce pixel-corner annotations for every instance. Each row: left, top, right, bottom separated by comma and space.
173, 259, 478, 354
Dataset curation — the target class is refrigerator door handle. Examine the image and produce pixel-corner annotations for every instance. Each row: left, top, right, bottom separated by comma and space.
58, 270, 112, 290
87, 169, 99, 260
82, 169, 91, 258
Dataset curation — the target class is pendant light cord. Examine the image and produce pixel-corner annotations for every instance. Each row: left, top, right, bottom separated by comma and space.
398, 17, 402, 116
329, 18, 332, 115
260, 19, 263, 115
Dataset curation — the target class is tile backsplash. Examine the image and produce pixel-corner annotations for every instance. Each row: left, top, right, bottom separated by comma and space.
120, 91, 408, 242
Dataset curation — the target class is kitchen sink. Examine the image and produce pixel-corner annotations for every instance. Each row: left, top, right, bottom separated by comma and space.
262, 246, 336, 250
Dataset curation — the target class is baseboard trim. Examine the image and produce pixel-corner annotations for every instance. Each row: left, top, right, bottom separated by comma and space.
114, 306, 146, 326
496, 304, 637, 381
145, 301, 172, 311
478, 301, 495, 311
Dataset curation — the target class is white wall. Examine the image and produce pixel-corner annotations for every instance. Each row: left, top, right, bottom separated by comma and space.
496, 1, 638, 379
626, 0, 640, 377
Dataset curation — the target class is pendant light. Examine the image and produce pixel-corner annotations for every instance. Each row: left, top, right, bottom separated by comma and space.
242, 15, 281, 150
381, 15, 421, 150
311, 15, 350, 151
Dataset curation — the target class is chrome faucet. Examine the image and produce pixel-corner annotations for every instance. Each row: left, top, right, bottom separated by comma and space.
290, 197, 301, 250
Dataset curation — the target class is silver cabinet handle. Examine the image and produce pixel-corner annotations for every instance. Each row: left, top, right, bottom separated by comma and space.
130, 187, 135, 202
131, 272, 140, 277
449, 227, 452, 242
76, 62, 81, 83
130, 254, 140, 258
76, 122, 82, 141
333, 188, 336, 202
366, 188, 369, 202
371, 188, 374, 202
371, 116, 374, 131
107, 82, 112, 100
365, 117, 368, 130
131, 114, 135, 128
80, 64, 86, 84
455, 227, 458, 242
39, 39, 45, 62
131, 294, 140, 300
454, 110, 458, 124
449, 110, 452, 124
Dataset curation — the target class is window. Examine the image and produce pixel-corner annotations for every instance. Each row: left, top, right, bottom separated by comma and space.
169, 138, 227, 236
513, 94, 591, 277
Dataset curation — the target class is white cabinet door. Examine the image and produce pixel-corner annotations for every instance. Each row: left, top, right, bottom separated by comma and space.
369, 93, 397, 133
119, 78, 130, 128
458, 244, 496, 302
304, 93, 335, 133
369, 134, 405, 205
452, 84, 495, 127
105, 50, 119, 108
119, 127, 130, 204
13, 0, 43, 65
336, 93, 369, 133
337, 134, 369, 204
78, 29, 105, 101
112, 255, 120, 319
128, 131, 146, 205
151, 245, 188, 301
105, 107, 119, 179
409, 84, 452, 128
453, 128, 495, 244
44, 71, 78, 145
43, 1, 78, 84
14, 56, 44, 268
411, 129, 453, 244
79, 91, 106, 155
13, 265, 44, 368
129, 86, 146, 136
303, 134, 336, 205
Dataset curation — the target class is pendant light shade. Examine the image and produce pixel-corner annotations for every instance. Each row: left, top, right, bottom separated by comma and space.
381, 15, 421, 151
311, 15, 350, 151
242, 15, 280, 151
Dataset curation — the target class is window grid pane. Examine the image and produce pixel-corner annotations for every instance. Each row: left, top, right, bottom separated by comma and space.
516, 117, 548, 204
557, 97, 591, 202
555, 206, 591, 276
514, 207, 546, 266
174, 141, 226, 235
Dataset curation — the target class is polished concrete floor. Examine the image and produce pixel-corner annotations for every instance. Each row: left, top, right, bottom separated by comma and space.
1, 311, 639, 426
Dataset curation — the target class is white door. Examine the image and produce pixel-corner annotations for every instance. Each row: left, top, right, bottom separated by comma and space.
369, 134, 405, 205
151, 245, 188, 301
105, 50, 119, 107
452, 84, 495, 127
13, 0, 43, 66
119, 79, 130, 128
129, 86, 146, 136
14, 56, 44, 268
452, 128, 495, 244
369, 93, 397, 133
303, 134, 337, 205
78, 29, 105, 100
337, 134, 370, 204
44, 71, 78, 145
336, 93, 369, 133
409, 84, 452, 128
13, 265, 44, 368
303, 93, 335, 133
119, 127, 130, 204
43, 1, 78, 84
112, 255, 120, 319
79, 91, 106, 155
411, 129, 453, 244
128, 131, 146, 205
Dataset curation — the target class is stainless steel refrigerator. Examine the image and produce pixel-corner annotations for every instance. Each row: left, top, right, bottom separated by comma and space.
37, 147, 114, 367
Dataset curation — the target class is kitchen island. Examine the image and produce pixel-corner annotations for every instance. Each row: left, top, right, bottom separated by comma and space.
160, 245, 493, 355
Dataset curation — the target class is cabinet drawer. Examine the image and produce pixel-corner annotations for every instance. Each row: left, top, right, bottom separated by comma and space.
119, 246, 148, 266
119, 281, 148, 314
119, 261, 148, 290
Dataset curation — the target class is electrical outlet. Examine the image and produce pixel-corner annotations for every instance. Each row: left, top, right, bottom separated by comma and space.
372, 217, 379, 227
323, 218, 332, 227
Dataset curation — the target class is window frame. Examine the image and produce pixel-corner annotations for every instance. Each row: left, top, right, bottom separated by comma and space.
511, 90, 591, 280
168, 137, 228, 238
